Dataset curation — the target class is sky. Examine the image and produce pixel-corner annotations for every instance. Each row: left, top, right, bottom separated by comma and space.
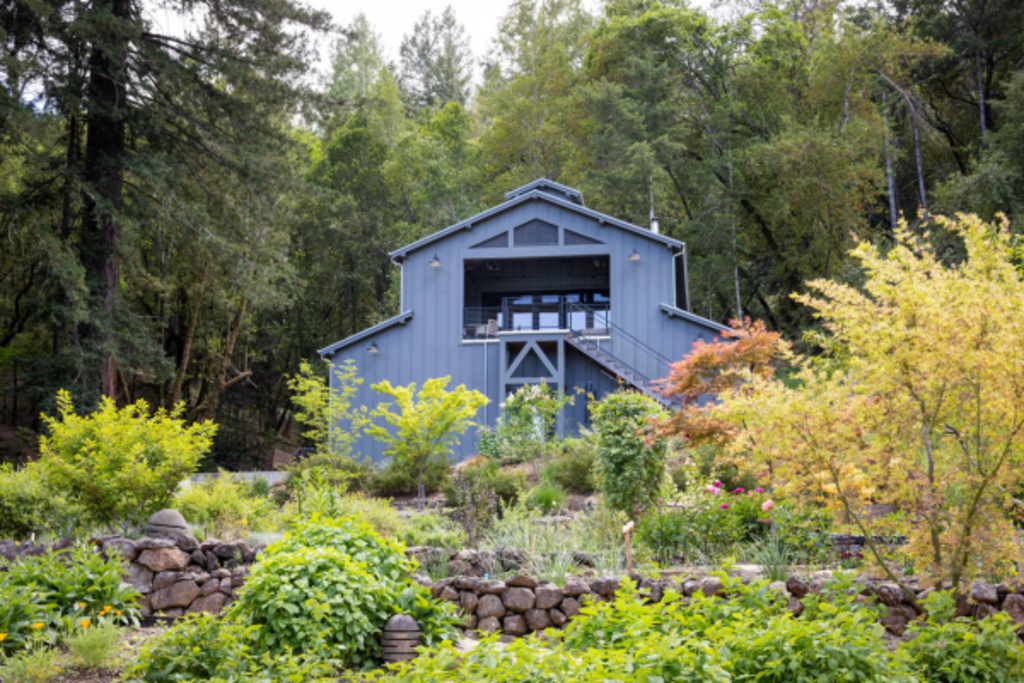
308, 0, 717, 78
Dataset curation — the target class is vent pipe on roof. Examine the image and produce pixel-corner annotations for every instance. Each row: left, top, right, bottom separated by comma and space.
648, 172, 659, 234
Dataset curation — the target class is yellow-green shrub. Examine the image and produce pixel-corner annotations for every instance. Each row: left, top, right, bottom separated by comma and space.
38, 390, 216, 532
174, 474, 277, 537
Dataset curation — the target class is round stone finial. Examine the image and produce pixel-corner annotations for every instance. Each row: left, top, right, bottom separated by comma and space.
384, 613, 421, 632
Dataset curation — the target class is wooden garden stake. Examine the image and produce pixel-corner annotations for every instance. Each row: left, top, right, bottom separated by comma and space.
623, 521, 635, 573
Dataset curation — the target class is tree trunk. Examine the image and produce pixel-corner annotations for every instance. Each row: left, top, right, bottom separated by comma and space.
883, 91, 898, 235
976, 50, 987, 144
187, 295, 251, 422
167, 261, 211, 409
80, 0, 130, 400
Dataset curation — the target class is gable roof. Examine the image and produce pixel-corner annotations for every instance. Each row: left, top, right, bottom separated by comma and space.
390, 179, 683, 261
318, 311, 413, 359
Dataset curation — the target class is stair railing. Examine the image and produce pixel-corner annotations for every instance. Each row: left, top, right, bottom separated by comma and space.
566, 302, 678, 404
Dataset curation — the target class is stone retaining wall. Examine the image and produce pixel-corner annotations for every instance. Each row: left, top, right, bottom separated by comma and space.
0, 535, 262, 618
423, 572, 1024, 642
3, 536, 1023, 641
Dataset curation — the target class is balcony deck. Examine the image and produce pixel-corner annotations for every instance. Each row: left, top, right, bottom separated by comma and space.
463, 295, 610, 340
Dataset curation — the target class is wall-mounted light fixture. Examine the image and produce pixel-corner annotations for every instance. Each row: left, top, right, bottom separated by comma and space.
367, 341, 379, 354
629, 249, 641, 261
429, 254, 441, 267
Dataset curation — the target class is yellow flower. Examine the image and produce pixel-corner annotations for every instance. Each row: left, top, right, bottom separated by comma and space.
79, 619, 91, 629
0, 633, 7, 642
115, 610, 122, 616
30, 623, 44, 630
77, 602, 86, 610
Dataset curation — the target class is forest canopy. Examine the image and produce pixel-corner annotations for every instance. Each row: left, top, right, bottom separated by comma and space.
2, 0, 1021, 467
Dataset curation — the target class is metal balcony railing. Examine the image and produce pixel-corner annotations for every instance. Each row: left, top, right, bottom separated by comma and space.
463, 297, 611, 340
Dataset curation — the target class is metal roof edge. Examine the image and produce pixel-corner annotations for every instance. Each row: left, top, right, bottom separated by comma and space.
659, 303, 725, 334
318, 310, 414, 358
390, 191, 683, 260
504, 178, 584, 204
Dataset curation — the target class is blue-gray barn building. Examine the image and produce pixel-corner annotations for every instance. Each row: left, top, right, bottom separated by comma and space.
318, 179, 723, 462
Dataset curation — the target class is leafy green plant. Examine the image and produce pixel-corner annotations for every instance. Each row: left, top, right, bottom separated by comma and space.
748, 535, 792, 581
5, 544, 141, 630
230, 545, 389, 663
287, 359, 370, 466
64, 621, 121, 669
267, 517, 413, 581
368, 376, 488, 509
0, 645, 64, 683
635, 507, 688, 565
0, 581, 46, 656
590, 391, 668, 517
0, 465, 64, 540
541, 437, 598, 493
479, 382, 574, 464
905, 590, 1024, 682
121, 613, 257, 682
450, 470, 498, 546
366, 456, 452, 497
525, 479, 566, 514
37, 389, 216, 533
442, 459, 525, 506
174, 472, 277, 538
397, 512, 466, 549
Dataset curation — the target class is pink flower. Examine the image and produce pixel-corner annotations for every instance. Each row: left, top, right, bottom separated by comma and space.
761, 499, 775, 512
713, 481, 723, 487
720, 503, 729, 510
733, 488, 744, 494
753, 487, 765, 493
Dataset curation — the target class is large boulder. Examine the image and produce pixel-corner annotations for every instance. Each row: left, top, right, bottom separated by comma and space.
476, 594, 506, 620
150, 579, 201, 611
502, 587, 536, 613
124, 564, 154, 594
136, 546, 190, 573
145, 509, 194, 543
535, 585, 564, 610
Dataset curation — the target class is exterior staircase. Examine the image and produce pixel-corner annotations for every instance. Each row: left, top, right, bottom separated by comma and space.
564, 303, 680, 408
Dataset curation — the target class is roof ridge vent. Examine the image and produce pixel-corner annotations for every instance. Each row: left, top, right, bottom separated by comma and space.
504, 178, 584, 206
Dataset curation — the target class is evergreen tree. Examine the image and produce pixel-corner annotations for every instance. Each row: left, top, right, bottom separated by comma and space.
399, 6, 474, 112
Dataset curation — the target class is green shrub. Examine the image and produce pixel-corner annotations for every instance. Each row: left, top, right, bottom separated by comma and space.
231, 545, 390, 663
174, 473, 277, 538
65, 621, 121, 669
635, 507, 688, 565
479, 383, 574, 464
397, 512, 466, 548
0, 645, 64, 683
905, 590, 1024, 682
367, 456, 452, 497
285, 452, 373, 493
0, 465, 56, 540
266, 517, 413, 581
541, 437, 597, 494
5, 544, 140, 631
232, 518, 458, 664
37, 390, 216, 533
121, 613, 255, 682
442, 461, 526, 507
0, 580, 46, 656
591, 391, 668, 516
669, 445, 758, 495
525, 480, 566, 514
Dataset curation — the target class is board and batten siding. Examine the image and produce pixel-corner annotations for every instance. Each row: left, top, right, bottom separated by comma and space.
323, 187, 723, 463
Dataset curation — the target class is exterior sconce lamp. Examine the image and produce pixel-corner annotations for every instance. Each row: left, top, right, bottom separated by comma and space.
367, 341, 379, 354
429, 254, 441, 267
629, 249, 641, 261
